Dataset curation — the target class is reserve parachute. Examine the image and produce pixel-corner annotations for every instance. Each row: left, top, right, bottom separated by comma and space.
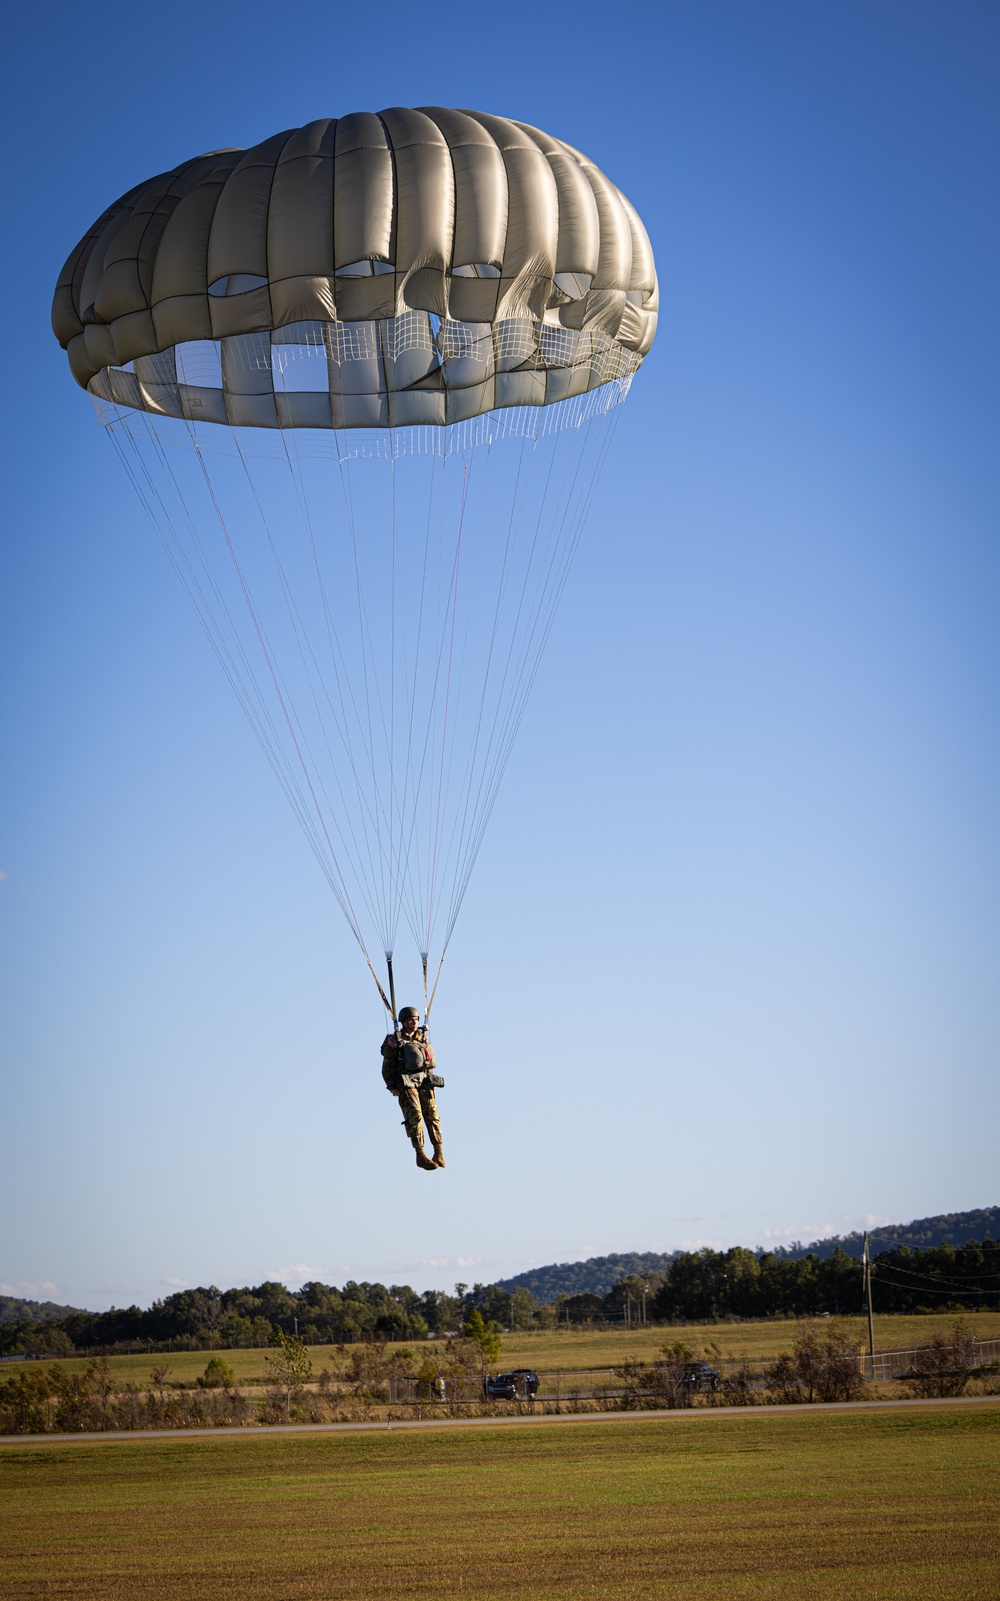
52, 107, 658, 1016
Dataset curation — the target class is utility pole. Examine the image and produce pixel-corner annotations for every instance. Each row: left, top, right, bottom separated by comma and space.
862, 1232, 875, 1377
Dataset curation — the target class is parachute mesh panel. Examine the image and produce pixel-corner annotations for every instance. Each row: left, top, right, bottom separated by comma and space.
88, 315, 641, 433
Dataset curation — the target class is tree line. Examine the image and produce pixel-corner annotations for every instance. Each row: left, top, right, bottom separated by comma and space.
770, 1205, 1000, 1261
0, 1279, 538, 1358
566, 1239, 1000, 1323
500, 1206, 1000, 1296
1, 1239, 996, 1358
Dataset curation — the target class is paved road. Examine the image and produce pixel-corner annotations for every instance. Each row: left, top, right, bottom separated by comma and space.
2, 1393, 997, 1447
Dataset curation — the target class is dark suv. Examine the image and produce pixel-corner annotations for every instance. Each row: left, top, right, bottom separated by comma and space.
483, 1373, 517, 1399
679, 1361, 720, 1393
484, 1369, 539, 1399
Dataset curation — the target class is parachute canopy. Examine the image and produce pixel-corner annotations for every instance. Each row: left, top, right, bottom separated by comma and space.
52, 111, 657, 1013
52, 108, 657, 430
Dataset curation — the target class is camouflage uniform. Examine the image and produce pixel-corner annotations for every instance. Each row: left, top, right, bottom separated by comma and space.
381, 1027, 443, 1151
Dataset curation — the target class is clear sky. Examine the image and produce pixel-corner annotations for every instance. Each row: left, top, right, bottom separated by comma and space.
3, 1, 998, 1312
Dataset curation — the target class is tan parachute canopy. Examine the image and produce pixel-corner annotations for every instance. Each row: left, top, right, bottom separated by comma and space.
52, 107, 657, 429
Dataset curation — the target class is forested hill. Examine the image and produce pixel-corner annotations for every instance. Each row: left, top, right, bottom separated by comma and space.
499, 1207, 998, 1300
498, 1252, 679, 1303
0, 1296, 84, 1327
774, 1207, 1000, 1261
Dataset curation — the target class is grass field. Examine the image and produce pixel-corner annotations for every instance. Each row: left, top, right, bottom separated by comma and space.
15, 1310, 1000, 1388
1, 1404, 997, 1598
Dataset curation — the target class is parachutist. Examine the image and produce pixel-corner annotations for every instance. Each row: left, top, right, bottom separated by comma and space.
381, 1006, 445, 1171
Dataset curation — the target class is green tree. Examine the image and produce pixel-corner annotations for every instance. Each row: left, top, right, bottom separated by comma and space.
265, 1328, 312, 1415
197, 1356, 236, 1389
564, 1293, 603, 1323
462, 1309, 502, 1372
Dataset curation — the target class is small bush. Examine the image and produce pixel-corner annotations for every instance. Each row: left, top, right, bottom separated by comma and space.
766, 1323, 864, 1404
197, 1356, 236, 1389
903, 1319, 979, 1399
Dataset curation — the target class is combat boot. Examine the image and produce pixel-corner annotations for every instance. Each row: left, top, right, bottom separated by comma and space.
411, 1135, 437, 1172
431, 1142, 446, 1168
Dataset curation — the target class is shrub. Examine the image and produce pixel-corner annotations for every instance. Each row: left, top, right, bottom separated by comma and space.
616, 1353, 693, 1410
197, 1356, 236, 1389
904, 1319, 979, 1399
766, 1323, 864, 1404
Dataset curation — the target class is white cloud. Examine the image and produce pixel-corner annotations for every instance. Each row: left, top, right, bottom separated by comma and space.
676, 1238, 723, 1252
159, 1276, 190, 1289
0, 1280, 59, 1298
761, 1213, 900, 1246
269, 1264, 323, 1284
412, 1255, 485, 1271
762, 1224, 838, 1243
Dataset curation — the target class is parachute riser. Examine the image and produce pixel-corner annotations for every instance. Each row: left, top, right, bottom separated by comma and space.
387, 953, 399, 1030
425, 948, 447, 1023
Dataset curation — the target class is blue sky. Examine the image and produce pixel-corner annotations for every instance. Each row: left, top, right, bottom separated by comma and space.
2, 1, 998, 1311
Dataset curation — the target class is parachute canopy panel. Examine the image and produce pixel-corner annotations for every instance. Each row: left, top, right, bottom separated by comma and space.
52, 108, 658, 428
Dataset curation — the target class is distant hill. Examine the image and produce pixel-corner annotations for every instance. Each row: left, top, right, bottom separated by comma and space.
499, 1251, 679, 1304
0, 1294, 85, 1327
774, 1206, 1000, 1261
499, 1207, 998, 1303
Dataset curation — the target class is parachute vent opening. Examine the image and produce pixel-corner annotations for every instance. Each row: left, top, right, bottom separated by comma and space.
335, 259, 395, 278
208, 275, 269, 297
175, 341, 223, 387
272, 345, 329, 394
553, 272, 593, 301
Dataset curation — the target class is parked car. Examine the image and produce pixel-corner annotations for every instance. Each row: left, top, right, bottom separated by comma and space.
484, 1369, 540, 1400
501, 1369, 539, 1398
483, 1374, 518, 1399
679, 1361, 720, 1393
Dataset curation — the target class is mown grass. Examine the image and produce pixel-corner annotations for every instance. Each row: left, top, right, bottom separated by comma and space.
1, 1405, 997, 1598
17, 1310, 1000, 1387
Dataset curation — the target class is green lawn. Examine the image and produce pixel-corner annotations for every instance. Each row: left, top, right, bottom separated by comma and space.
1, 1405, 997, 1598
17, 1310, 1000, 1388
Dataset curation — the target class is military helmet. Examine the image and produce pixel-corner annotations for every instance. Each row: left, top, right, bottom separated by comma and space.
398, 1005, 420, 1022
